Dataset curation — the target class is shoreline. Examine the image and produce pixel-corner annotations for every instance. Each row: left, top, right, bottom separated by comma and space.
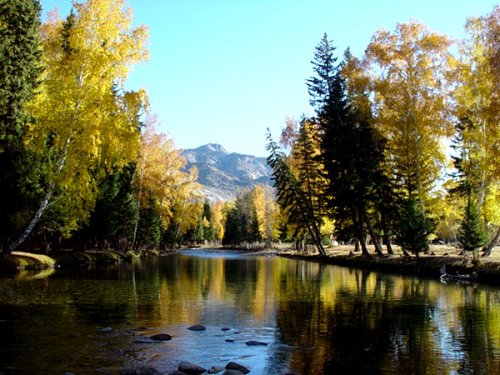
2, 245, 499, 286
273, 248, 500, 286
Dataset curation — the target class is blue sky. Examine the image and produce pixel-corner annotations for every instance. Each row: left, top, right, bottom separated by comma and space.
40, 0, 497, 156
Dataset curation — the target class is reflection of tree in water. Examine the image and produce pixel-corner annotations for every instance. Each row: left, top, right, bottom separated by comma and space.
455, 288, 498, 375
273, 269, 446, 374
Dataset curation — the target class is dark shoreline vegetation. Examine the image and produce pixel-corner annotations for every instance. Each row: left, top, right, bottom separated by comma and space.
2, 245, 499, 287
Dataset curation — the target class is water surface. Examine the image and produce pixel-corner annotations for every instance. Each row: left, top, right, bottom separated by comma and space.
0, 250, 499, 374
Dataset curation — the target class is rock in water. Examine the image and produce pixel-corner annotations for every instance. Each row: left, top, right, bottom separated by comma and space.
225, 362, 250, 374
120, 366, 162, 375
245, 340, 268, 346
187, 324, 206, 331
150, 333, 172, 341
178, 361, 207, 374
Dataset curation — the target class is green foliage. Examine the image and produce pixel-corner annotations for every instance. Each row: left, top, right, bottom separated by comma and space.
459, 199, 487, 252
266, 130, 326, 255
136, 195, 162, 250
76, 164, 137, 250
309, 35, 387, 256
394, 198, 435, 257
222, 190, 261, 247
0, 0, 43, 250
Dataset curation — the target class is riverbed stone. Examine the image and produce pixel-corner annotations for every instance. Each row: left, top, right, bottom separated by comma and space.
187, 324, 206, 331
207, 366, 225, 373
120, 366, 162, 375
222, 370, 245, 375
150, 333, 172, 341
225, 362, 250, 374
245, 340, 267, 346
178, 361, 207, 374
99, 327, 113, 333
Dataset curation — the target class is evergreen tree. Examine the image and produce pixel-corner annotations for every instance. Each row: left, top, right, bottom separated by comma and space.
266, 131, 326, 255
394, 198, 435, 258
308, 35, 386, 257
77, 164, 137, 250
0, 0, 43, 252
458, 198, 487, 255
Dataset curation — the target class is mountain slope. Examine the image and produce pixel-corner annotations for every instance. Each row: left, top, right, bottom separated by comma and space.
182, 144, 272, 201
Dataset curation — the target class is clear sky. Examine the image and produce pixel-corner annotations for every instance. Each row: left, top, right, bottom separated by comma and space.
39, 0, 497, 156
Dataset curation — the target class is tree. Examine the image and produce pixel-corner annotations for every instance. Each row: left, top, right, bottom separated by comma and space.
266, 130, 326, 256
134, 116, 201, 249
364, 21, 453, 203
452, 6, 500, 255
458, 198, 487, 261
253, 184, 281, 248
0, 0, 43, 252
222, 189, 261, 247
394, 198, 435, 258
10, 0, 149, 250
308, 35, 386, 257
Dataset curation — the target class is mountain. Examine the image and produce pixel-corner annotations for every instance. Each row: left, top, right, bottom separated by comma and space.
182, 143, 272, 201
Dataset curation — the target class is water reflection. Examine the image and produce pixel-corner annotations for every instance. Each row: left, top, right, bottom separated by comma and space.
0, 251, 499, 374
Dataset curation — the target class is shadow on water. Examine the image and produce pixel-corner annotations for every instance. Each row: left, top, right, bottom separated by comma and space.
0, 249, 499, 374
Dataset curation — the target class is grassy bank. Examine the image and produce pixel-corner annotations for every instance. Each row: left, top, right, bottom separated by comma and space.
275, 245, 500, 286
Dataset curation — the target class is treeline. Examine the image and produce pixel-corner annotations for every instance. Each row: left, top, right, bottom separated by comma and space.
267, 7, 499, 259
0, 0, 211, 253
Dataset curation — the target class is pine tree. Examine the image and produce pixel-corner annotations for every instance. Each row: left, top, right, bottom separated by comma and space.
394, 198, 435, 258
459, 198, 487, 256
0, 0, 43, 252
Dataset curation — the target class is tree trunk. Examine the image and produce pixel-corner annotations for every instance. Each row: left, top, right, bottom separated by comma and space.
8, 140, 70, 252
351, 206, 370, 257
482, 226, 500, 257
363, 211, 385, 258
381, 211, 394, 255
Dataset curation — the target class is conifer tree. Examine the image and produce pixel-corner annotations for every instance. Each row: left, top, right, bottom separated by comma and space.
266, 131, 326, 256
0, 0, 43, 252
394, 198, 435, 258
458, 198, 487, 259
308, 35, 386, 257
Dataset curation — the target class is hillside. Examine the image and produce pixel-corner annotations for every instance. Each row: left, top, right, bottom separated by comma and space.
182, 144, 272, 201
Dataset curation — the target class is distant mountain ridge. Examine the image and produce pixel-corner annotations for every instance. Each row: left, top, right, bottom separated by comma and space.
182, 143, 272, 201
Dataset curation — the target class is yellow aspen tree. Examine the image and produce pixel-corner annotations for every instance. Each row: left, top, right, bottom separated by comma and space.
133, 115, 201, 246
211, 201, 226, 242
364, 21, 453, 204
452, 6, 500, 255
253, 184, 281, 248
11, 0, 148, 250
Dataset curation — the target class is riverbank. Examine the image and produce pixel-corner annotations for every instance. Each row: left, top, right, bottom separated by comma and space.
2, 245, 499, 286
274, 245, 500, 286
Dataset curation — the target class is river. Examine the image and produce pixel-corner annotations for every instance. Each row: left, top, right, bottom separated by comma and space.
0, 250, 499, 374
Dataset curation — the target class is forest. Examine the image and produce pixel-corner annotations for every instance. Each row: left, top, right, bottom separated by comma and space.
0, 0, 498, 260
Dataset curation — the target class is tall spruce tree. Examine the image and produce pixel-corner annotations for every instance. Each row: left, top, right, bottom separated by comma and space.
0, 0, 43, 252
308, 35, 386, 257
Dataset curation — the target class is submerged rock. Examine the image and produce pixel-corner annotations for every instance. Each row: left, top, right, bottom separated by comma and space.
226, 362, 250, 374
178, 361, 207, 374
99, 327, 113, 333
245, 340, 267, 346
150, 333, 172, 341
120, 366, 162, 375
208, 366, 225, 373
222, 370, 245, 375
187, 324, 206, 331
